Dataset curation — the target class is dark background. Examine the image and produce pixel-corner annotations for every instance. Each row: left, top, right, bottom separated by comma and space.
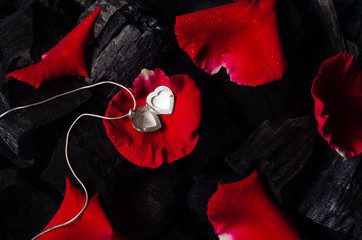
0, 0, 361, 239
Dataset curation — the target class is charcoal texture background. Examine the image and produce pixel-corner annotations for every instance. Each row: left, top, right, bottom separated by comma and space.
0, 0, 361, 239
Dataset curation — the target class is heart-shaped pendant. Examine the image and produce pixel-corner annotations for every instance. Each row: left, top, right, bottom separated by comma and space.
131, 86, 175, 132
132, 106, 162, 132
146, 86, 175, 115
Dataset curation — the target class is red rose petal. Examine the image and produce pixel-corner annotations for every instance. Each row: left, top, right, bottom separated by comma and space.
311, 53, 362, 158
38, 178, 127, 240
6, 7, 101, 89
207, 171, 301, 240
175, 0, 288, 86
103, 68, 202, 168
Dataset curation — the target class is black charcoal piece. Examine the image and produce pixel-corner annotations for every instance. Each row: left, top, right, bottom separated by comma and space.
294, 0, 358, 61
41, 116, 136, 201
0, 3, 33, 84
86, 3, 174, 107
0, 168, 59, 239
294, 213, 355, 240
297, 142, 362, 234
0, 78, 91, 167
187, 179, 218, 221
107, 169, 184, 239
78, 0, 127, 37
352, 185, 362, 239
88, 9, 127, 61
226, 116, 317, 206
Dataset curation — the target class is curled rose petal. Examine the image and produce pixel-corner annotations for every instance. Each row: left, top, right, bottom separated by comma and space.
6, 7, 101, 89
175, 0, 288, 86
103, 68, 202, 168
207, 171, 301, 240
38, 178, 127, 240
311, 53, 362, 158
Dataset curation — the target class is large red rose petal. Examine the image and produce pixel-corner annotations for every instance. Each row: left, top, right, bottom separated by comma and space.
37, 178, 127, 240
175, 0, 288, 86
207, 171, 301, 240
6, 7, 101, 89
312, 53, 362, 158
103, 68, 202, 168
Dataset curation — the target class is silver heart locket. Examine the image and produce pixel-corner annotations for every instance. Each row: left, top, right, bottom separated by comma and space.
132, 86, 175, 132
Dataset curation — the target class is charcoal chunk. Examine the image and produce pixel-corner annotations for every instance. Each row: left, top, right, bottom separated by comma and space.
107, 169, 184, 239
187, 179, 218, 221
297, 142, 362, 234
88, 9, 127, 62
294, 213, 355, 240
226, 116, 317, 206
294, 0, 358, 62
78, 0, 127, 37
0, 78, 92, 167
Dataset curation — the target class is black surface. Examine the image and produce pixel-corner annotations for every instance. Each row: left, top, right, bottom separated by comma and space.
0, 0, 361, 239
